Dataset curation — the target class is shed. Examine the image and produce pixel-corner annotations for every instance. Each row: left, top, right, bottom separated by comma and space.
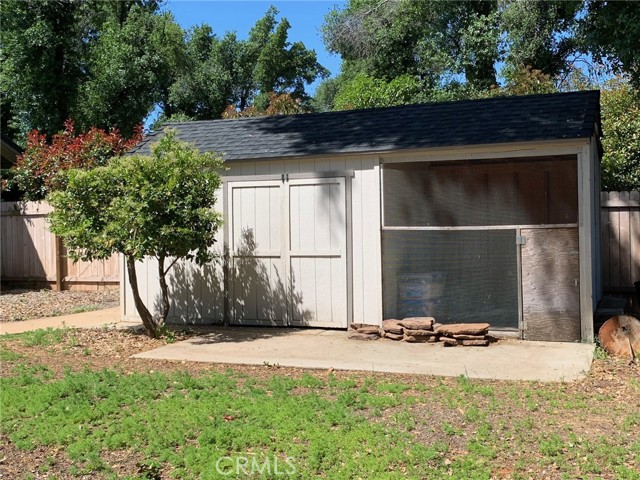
122, 90, 602, 342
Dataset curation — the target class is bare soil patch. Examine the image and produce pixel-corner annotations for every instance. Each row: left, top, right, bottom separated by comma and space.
0, 288, 119, 322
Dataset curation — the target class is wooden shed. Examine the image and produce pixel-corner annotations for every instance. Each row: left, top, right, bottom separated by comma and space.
122, 91, 602, 342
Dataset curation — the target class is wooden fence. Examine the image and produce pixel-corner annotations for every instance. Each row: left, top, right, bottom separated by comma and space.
1, 201, 119, 290
601, 191, 640, 292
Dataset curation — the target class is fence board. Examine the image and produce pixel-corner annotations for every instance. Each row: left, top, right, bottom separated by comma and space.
601, 191, 640, 291
1, 201, 118, 290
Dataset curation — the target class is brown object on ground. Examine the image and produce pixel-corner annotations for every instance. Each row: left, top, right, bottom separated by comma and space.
383, 332, 404, 341
462, 339, 490, 347
355, 325, 382, 335
348, 332, 379, 341
440, 337, 459, 346
453, 334, 487, 340
381, 319, 404, 335
403, 334, 434, 343
598, 315, 640, 359
436, 323, 490, 336
403, 328, 438, 337
398, 317, 435, 330
350, 323, 365, 330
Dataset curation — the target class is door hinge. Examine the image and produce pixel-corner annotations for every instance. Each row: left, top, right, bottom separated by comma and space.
516, 235, 526, 245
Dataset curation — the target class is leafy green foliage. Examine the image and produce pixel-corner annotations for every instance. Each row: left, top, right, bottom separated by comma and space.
333, 74, 422, 110
7, 120, 142, 201
0, 0, 173, 139
2, 358, 639, 478
165, 7, 328, 122
582, 1, 640, 89
501, 1, 581, 78
600, 78, 640, 191
47, 131, 223, 336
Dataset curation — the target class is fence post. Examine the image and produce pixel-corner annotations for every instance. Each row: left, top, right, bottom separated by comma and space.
54, 235, 63, 291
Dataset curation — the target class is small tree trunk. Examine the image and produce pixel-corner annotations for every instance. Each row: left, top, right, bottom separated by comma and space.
157, 255, 171, 326
126, 255, 160, 338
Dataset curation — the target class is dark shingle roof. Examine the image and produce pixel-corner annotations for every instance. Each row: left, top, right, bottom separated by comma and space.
132, 90, 600, 161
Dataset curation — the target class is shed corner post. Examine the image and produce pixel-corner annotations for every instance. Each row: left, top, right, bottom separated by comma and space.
578, 145, 596, 343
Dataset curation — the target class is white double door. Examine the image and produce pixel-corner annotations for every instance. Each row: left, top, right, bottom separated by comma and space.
228, 176, 348, 328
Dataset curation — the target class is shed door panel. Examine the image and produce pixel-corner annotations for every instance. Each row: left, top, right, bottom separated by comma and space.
288, 178, 347, 327
230, 182, 286, 325
229, 177, 348, 328
522, 228, 580, 341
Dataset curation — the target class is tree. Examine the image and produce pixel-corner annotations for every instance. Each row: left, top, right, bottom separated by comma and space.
332, 74, 422, 110
0, 0, 181, 139
323, 0, 501, 91
221, 92, 308, 118
48, 131, 224, 338
501, 0, 581, 78
599, 77, 640, 191
581, 1, 640, 89
165, 7, 328, 121
8, 120, 142, 201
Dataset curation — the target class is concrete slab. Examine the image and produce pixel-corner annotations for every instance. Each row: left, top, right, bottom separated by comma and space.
0, 308, 141, 335
133, 327, 595, 382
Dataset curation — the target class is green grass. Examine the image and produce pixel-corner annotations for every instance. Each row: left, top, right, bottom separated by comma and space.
1, 339, 639, 479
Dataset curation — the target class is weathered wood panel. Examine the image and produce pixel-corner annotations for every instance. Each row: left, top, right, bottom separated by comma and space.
522, 228, 581, 342
601, 191, 640, 291
1, 201, 118, 290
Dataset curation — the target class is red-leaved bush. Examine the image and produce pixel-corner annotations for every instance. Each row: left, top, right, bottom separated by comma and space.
8, 120, 143, 200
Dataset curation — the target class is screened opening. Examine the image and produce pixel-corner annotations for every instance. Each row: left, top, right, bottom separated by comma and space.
381, 155, 578, 328
383, 156, 578, 227
382, 230, 519, 328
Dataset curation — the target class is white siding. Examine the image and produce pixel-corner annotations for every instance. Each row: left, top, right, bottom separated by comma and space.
122, 154, 384, 326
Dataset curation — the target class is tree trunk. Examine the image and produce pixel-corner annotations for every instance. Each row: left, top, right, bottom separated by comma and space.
126, 255, 160, 338
157, 255, 171, 326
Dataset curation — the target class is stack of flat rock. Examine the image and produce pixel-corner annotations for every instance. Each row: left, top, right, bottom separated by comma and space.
349, 318, 492, 346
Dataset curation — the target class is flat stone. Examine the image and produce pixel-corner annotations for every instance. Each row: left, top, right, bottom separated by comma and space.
403, 328, 438, 337
403, 334, 433, 343
436, 323, 490, 336
462, 339, 490, 347
356, 326, 381, 335
350, 323, 366, 330
440, 337, 459, 346
383, 332, 404, 341
399, 317, 435, 330
382, 319, 404, 335
348, 332, 379, 341
453, 334, 487, 340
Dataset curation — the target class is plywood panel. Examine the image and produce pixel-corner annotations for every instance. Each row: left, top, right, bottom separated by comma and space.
522, 228, 580, 342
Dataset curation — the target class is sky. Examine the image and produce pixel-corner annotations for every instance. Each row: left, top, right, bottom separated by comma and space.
164, 0, 345, 89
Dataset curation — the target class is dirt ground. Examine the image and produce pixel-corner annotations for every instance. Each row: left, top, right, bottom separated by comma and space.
1, 327, 639, 479
0, 288, 119, 322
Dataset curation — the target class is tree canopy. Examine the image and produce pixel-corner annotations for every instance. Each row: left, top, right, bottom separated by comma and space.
1, 2, 327, 141
320, 0, 640, 108
48, 131, 224, 337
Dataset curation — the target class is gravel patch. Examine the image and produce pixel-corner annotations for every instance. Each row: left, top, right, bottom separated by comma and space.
0, 288, 119, 322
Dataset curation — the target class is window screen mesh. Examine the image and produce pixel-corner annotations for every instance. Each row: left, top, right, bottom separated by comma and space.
383, 156, 578, 227
382, 230, 519, 328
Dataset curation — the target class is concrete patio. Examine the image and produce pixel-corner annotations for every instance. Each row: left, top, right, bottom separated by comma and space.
134, 327, 595, 382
